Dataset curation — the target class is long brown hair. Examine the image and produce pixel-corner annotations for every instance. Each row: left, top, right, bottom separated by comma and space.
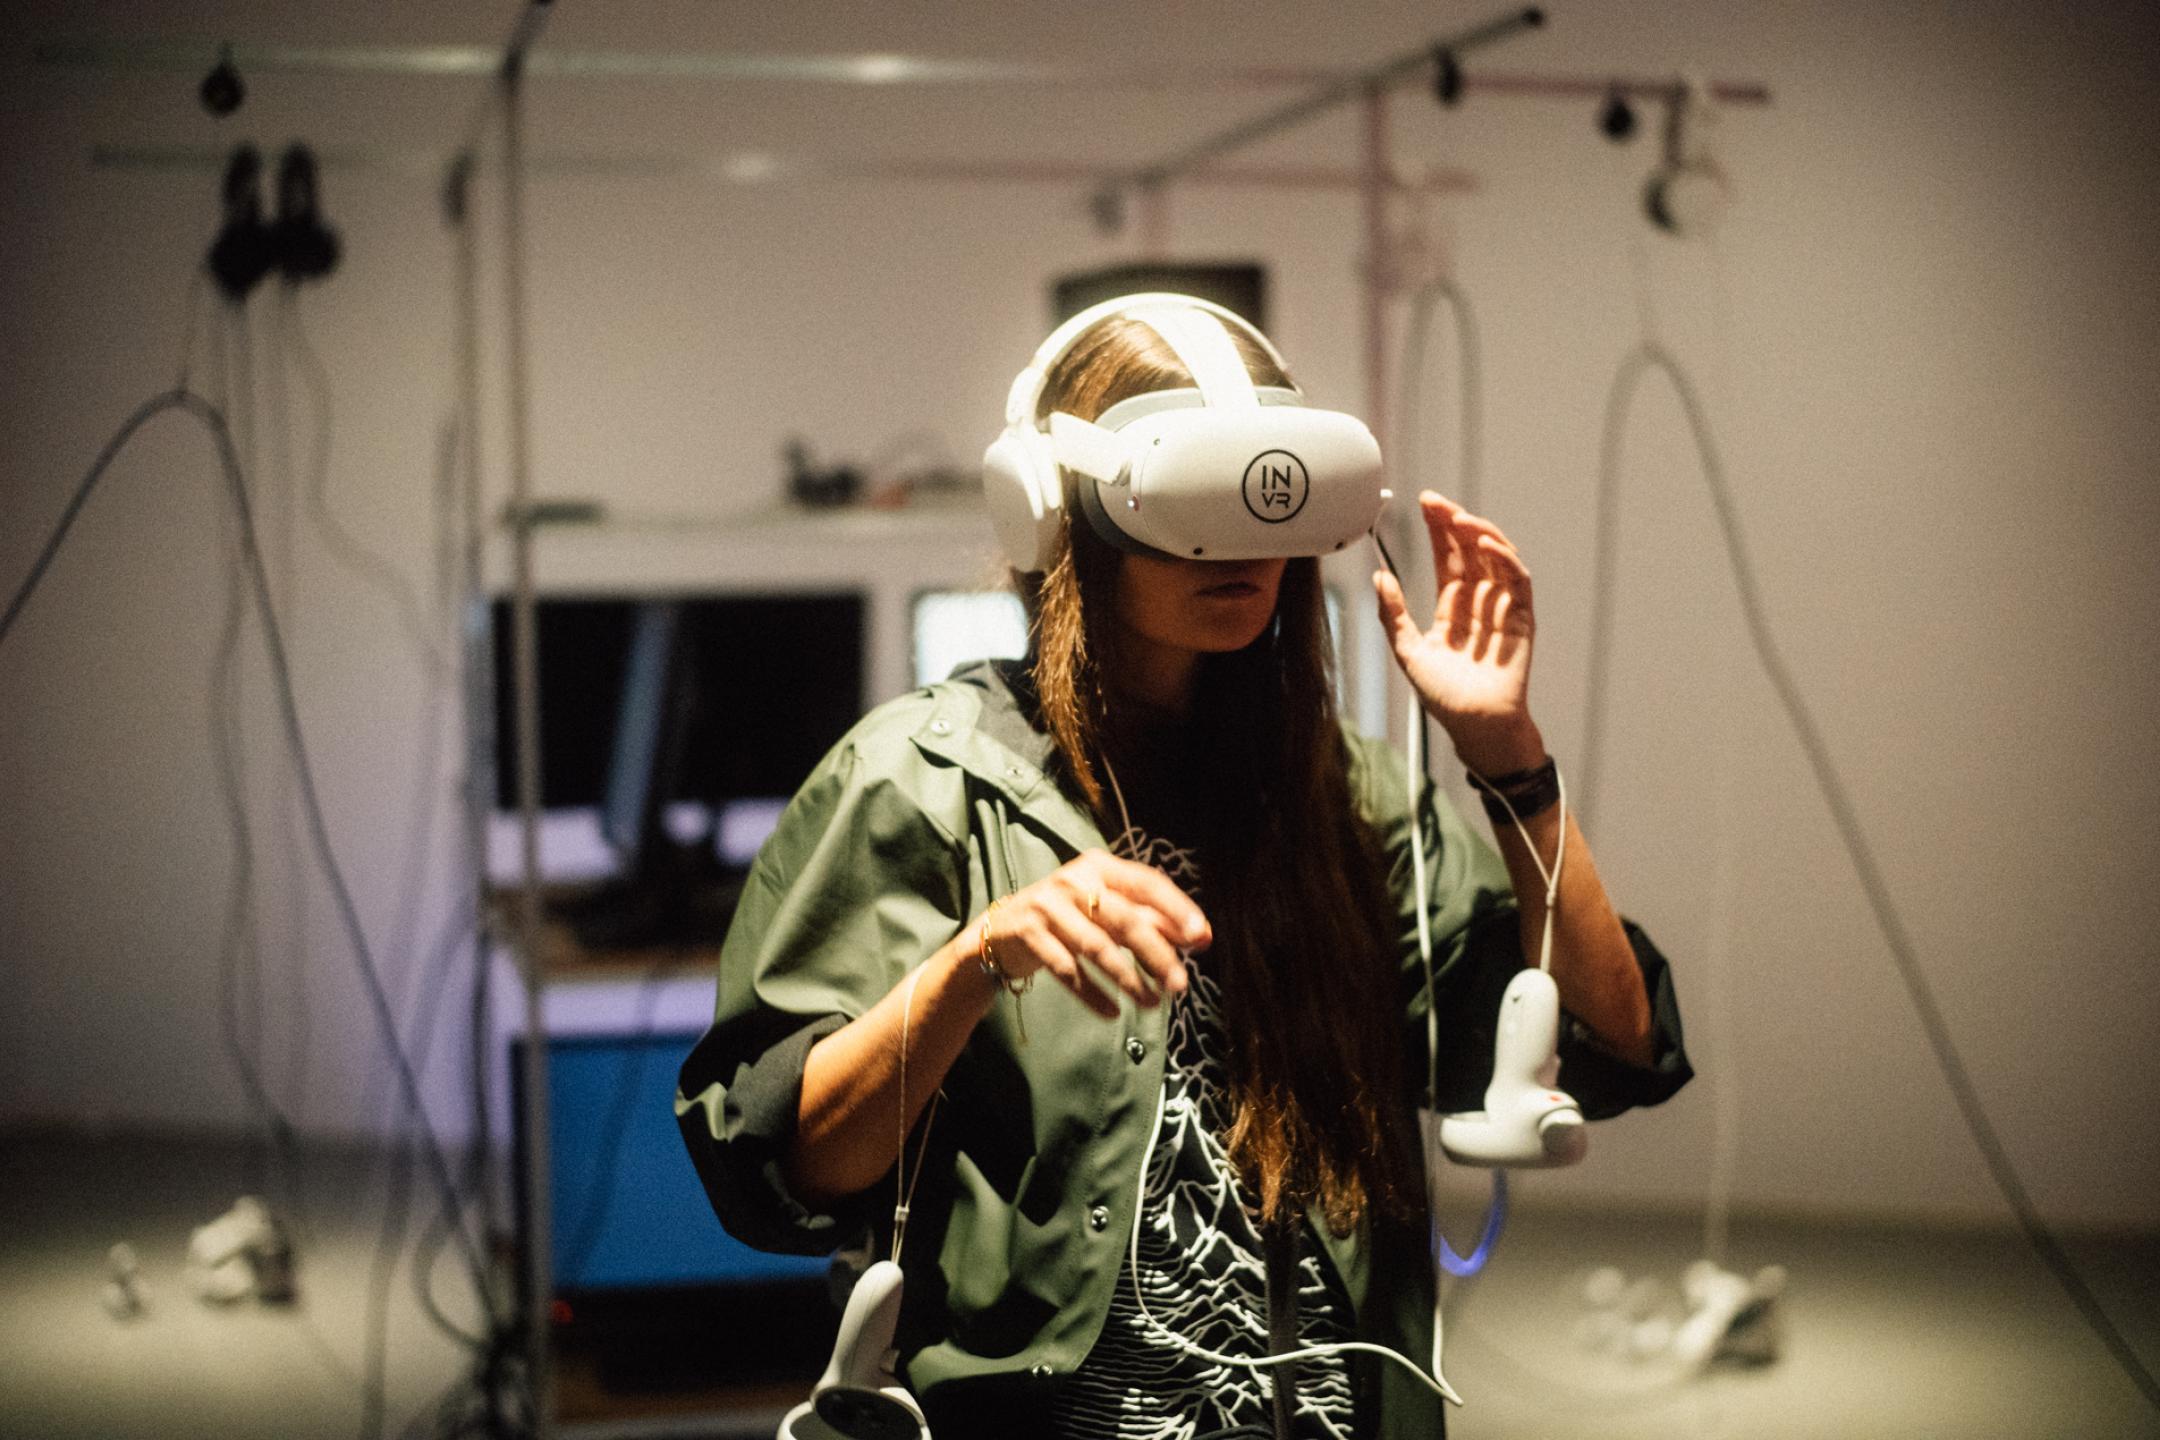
1017, 312, 1419, 1234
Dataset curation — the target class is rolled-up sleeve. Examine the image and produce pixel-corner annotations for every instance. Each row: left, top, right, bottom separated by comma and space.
676, 1011, 862, 1253
1422, 912, 1691, 1117
1552, 919, 1690, 1116
674, 728, 968, 1255
1350, 731, 1691, 1118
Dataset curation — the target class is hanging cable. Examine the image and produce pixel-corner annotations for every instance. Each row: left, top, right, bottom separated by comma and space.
1580, 340, 2159, 1412
285, 294, 448, 677
1391, 275, 1488, 811
1394, 277, 1484, 517
1435, 1169, 1508, 1278
264, 283, 480, 1440
260, 285, 319, 1171
214, 300, 295, 1210
1383, 286, 1518, 1321
0, 390, 493, 1301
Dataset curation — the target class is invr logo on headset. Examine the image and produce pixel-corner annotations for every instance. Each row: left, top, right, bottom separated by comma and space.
983, 295, 1384, 571
1241, 449, 1309, 523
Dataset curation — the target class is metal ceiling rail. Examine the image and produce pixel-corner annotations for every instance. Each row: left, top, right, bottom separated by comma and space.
83, 141, 1481, 197
30, 36, 1343, 90
1089, 5, 1550, 208
1469, 70, 1772, 104
32, 36, 1773, 106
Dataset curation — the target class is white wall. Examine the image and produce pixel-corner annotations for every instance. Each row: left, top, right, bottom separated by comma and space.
2, 0, 2155, 1231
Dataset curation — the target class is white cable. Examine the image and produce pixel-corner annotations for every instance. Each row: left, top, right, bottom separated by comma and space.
1406, 693, 1439, 1101
1403, 692, 1568, 1397
891, 964, 939, 1268
1463, 765, 1567, 975
1107, 749, 1463, 1408
1101, 753, 1135, 841
1701, 670, 1741, 1269
1127, 1081, 1465, 1408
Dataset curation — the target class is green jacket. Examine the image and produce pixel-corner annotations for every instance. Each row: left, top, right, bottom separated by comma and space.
677, 661, 1690, 1438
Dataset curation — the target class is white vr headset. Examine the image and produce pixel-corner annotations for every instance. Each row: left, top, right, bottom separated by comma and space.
982, 294, 1386, 573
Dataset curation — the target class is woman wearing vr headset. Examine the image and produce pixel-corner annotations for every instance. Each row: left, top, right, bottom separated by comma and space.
678, 297, 1690, 1440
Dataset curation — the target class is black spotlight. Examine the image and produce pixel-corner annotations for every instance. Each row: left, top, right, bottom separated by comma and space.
200, 46, 245, 118
1599, 87, 1637, 142
1432, 47, 1465, 107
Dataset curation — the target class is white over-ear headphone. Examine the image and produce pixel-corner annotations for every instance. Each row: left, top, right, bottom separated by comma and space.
981, 293, 1385, 573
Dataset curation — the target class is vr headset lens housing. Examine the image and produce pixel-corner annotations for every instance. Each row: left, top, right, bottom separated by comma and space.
984, 294, 1388, 572
1059, 386, 1384, 562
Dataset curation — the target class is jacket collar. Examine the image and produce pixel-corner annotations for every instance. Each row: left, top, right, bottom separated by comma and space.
909, 659, 1107, 858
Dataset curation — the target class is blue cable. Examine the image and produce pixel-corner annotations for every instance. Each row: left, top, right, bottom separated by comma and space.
1436, 1168, 1508, 1278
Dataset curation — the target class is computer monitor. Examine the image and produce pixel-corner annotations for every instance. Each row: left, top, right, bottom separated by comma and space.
491, 592, 866, 945
598, 600, 694, 865
492, 592, 865, 816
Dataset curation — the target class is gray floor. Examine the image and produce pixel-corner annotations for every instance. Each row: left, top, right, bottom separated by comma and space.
2, 1130, 2154, 1439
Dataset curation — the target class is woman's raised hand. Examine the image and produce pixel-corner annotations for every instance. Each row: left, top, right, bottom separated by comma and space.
982, 850, 1209, 1019
1373, 490, 1547, 776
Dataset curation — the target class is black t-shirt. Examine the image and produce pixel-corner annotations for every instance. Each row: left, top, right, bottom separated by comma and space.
1051, 713, 1364, 1440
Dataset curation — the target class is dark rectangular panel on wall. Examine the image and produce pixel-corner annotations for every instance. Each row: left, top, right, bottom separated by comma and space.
1052, 262, 1268, 331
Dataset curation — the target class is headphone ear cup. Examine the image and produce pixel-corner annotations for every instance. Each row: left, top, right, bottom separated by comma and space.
270, 143, 341, 282
207, 144, 274, 303
982, 425, 1062, 573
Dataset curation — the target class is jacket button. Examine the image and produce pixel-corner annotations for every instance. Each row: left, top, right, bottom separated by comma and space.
930, 719, 950, 734
1088, 1205, 1111, 1232
1030, 1362, 1053, 1378
1125, 1037, 1146, 1064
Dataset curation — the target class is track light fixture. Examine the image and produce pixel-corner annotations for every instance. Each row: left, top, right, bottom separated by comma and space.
1431, 46, 1465, 107
1642, 78, 1728, 238
199, 45, 244, 118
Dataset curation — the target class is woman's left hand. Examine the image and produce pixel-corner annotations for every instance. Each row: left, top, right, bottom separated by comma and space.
1373, 490, 1547, 776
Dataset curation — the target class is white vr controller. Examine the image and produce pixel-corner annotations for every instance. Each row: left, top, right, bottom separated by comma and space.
1580, 1259, 1786, 1372
1435, 968, 1588, 1169
777, 1259, 930, 1440
1669, 1259, 1785, 1372
186, 1194, 295, 1304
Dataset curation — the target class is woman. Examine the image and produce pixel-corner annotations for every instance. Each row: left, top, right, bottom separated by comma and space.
677, 301, 1690, 1440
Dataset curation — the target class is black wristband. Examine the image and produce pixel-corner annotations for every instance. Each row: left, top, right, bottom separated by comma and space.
1468, 756, 1560, 824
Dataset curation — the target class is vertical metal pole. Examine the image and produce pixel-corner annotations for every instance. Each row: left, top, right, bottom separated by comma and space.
499, 53, 555, 1438
1358, 83, 1409, 745
445, 149, 499, 1315
1360, 84, 1392, 456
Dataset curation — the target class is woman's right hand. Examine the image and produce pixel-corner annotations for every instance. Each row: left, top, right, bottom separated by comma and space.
980, 849, 1210, 1018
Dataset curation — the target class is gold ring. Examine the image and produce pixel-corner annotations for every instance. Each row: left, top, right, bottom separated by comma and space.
1086, 890, 1102, 923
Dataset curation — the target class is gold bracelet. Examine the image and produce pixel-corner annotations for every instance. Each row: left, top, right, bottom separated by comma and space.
975, 896, 1032, 1043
